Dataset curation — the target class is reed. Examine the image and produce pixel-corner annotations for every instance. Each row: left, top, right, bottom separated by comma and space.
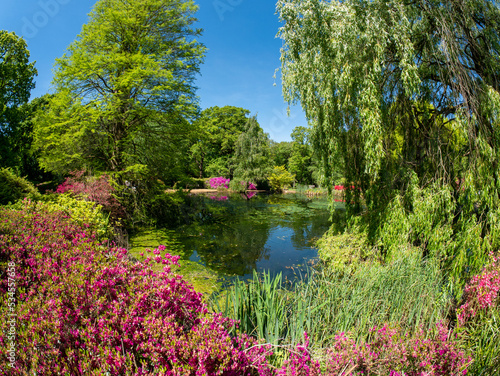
213, 255, 452, 351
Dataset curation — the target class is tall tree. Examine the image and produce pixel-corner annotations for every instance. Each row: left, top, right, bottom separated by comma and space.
288, 126, 313, 185
233, 115, 272, 187
190, 106, 250, 178
34, 0, 205, 177
0, 31, 37, 171
278, 0, 500, 291
270, 140, 293, 167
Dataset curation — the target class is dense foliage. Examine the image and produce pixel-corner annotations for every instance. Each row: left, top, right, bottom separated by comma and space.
278, 0, 500, 293
0, 200, 328, 375
33, 0, 205, 177
0, 31, 37, 172
0, 168, 40, 205
233, 115, 272, 188
191, 106, 250, 178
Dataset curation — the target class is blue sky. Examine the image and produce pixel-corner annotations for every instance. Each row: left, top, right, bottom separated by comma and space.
1, 0, 308, 142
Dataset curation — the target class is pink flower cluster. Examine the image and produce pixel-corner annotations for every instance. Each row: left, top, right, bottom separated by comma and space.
56, 171, 126, 222
0, 200, 318, 375
240, 181, 257, 190
278, 333, 321, 376
326, 323, 470, 376
209, 177, 230, 189
458, 253, 500, 325
334, 185, 359, 191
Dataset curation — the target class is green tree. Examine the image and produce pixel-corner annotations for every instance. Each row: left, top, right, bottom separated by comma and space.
15, 96, 55, 183
278, 0, 500, 292
34, 0, 205, 177
191, 106, 250, 178
0, 31, 37, 171
233, 115, 271, 188
270, 140, 293, 168
288, 126, 312, 185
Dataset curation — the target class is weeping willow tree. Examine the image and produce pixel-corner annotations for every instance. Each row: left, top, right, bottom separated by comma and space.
277, 0, 500, 292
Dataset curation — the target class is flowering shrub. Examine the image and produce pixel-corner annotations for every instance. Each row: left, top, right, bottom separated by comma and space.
0, 200, 318, 375
278, 334, 321, 376
457, 253, 500, 326
56, 170, 126, 222
240, 181, 257, 190
325, 323, 470, 376
334, 185, 344, 191
209, 176, 230, 189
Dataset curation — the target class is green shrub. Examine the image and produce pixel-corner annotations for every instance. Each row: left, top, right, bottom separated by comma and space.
228, 179, 246, 193
173, 177, 206, 189
316, 227, 379, 271
0, 168, 41, 205
268, 165, 294, 192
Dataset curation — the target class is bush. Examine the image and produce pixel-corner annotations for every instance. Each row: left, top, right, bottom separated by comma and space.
326, 323, 470, 376
316, 228, 378, 271
268, 166, 294, 192
0, 200, 320, 375
172, 176, 206, 189
55, 170, 126, 223
456, 253, 500, 374
0, 168, 40, 205
208, 176, 230, 189
42, 194, 111, 240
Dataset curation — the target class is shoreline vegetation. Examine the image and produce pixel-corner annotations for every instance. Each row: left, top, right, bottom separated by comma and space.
2, 0, 500, 373
1, 169, 499, 374
2, 193, 492, 375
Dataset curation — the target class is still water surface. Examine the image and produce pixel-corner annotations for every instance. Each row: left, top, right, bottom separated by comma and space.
174, 192, 333, 280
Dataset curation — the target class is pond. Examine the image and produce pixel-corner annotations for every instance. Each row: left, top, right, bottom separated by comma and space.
129, 192, 336, 288
181, 192, 334, 280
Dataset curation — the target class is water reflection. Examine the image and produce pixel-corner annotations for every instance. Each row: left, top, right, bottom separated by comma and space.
176, 192, 332, 280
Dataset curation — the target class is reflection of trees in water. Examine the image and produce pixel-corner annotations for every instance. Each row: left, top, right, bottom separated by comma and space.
180, 197, 272, 275
264, 195, 331, 250
288, 211, 331, 250
177, 194, 330, 276
196, 219, 272, 275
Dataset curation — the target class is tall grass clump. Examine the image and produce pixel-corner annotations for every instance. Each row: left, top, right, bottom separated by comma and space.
212, 254, 469, 374
214, 271, 289, 345
294, 255, 452, 346
217, 256, 451, 350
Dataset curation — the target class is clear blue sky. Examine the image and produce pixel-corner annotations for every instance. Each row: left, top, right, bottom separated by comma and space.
1, 0, 308, 142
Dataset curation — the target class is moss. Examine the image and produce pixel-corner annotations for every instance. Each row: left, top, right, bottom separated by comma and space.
128, 228, 220, 295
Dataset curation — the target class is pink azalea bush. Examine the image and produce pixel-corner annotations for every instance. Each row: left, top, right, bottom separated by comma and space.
240, 181, 257, 190
457, 253, 500, 326
0, 199, 318, 375
209, 177, 230, 189
325, 323, 471, 376
56, 170, 126, 222
278, 334, 321, 376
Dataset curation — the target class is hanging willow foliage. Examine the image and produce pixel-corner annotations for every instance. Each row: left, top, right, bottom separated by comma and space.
278, 0, 500, 294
